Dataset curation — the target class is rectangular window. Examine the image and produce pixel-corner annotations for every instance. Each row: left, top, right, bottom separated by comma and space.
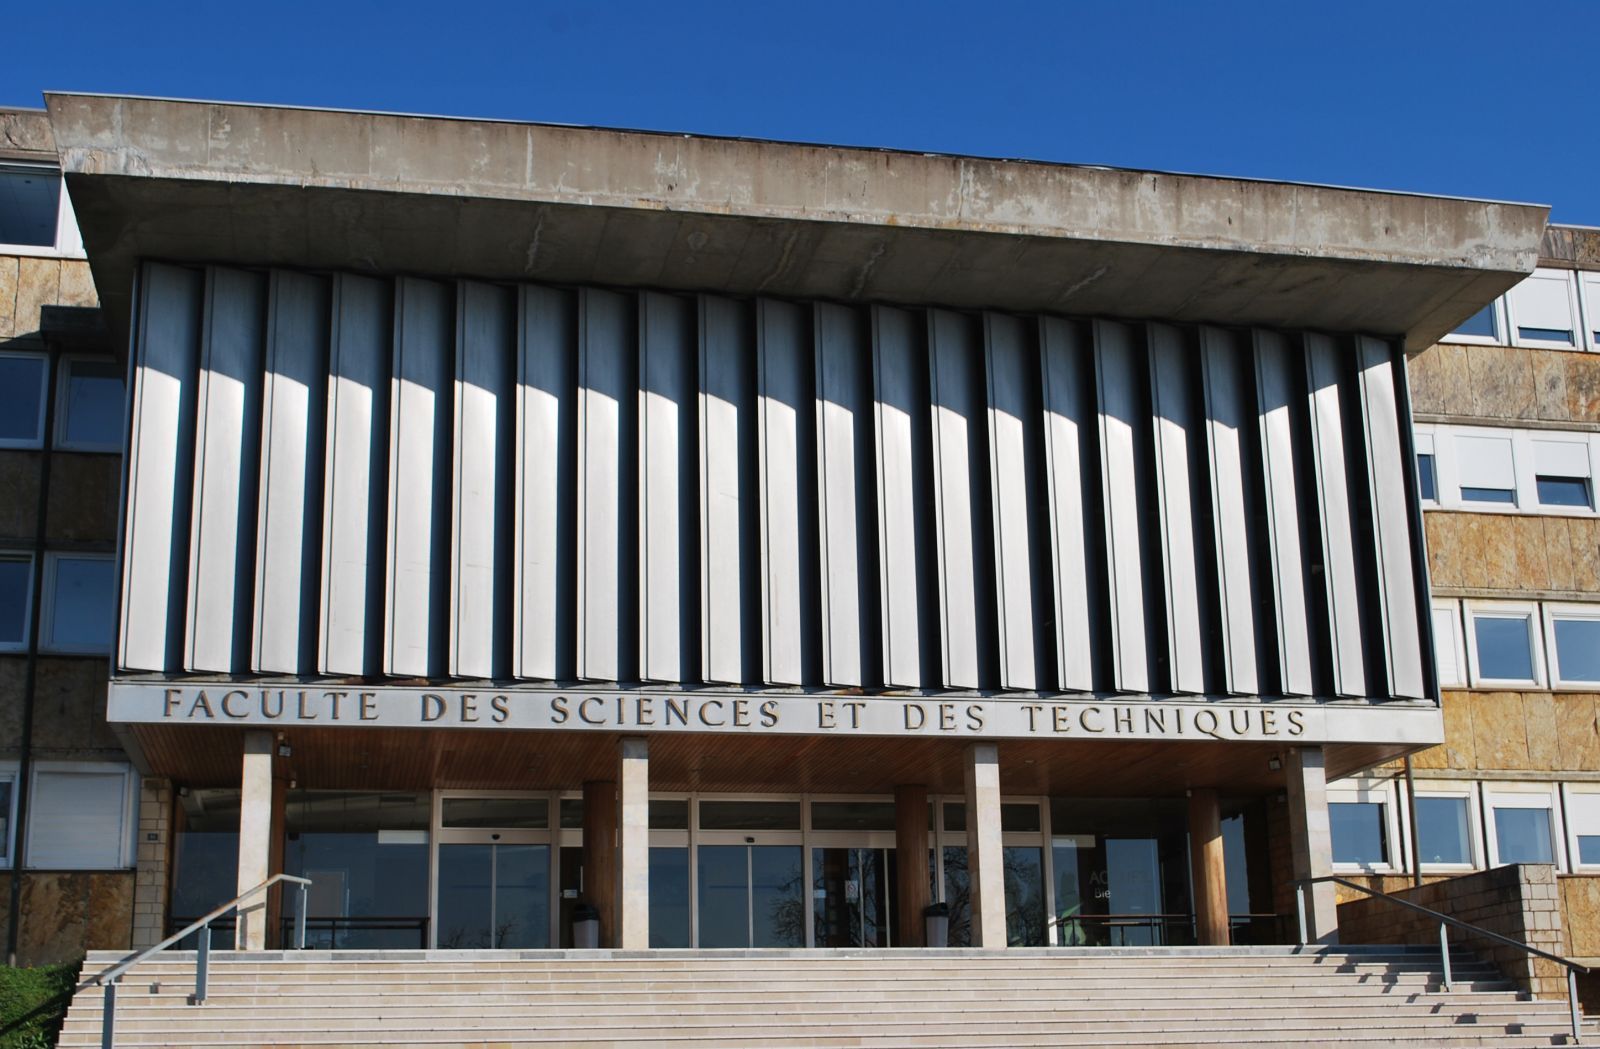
0, 164, 63, 249
1455, 434, 1516, 504
440, 796, 548, 829
697, 800, 801, 831
1546, 606, 1600, 686
0, 555, 33, 653
40, 553, 115, 655
1490, 801, 1555, 865
1467, 606, 1540, 685
1533, 439, 1592, 509
1414, 796, 1472, 866
0, 775, 14, 866
54, 358, 124, 452
1414, 431, 1437, 503
1565, 790, 1600, 870
0, 353, 48, 449
1418, 453, 1437, 502
1583, 273, 1600, 352
1508, 268, 1580, 348
1450, 302, 1500, 341
27, 765, 133, 869
1330, 801, 1388, 867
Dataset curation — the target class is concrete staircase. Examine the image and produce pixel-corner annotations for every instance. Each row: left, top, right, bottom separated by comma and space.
59, 946, 1587, 1048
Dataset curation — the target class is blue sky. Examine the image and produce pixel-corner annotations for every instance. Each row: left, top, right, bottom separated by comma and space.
5, 0, 1597, 224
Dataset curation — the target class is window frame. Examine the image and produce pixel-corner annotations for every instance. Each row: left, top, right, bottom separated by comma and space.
1439, 297, 1508, 347
1414, 432, 1438, 506
1405, 781, 1482, 874
1483, 784, 1565, 871
1563, 785, 1600, 872
0, 163, 82, 259
1463, 600, 1545, 687
0, 350, 50, 451
52, 355, 125, 454
1581, 271, 1600, 354
1327, 781, 1401, 874
1430, 599, 1466, 688
1542, 603, 1600, 688
0, 552, 35, 654
38, 551, 116, 656
1508, 267, 1584, 351
24, 761, 137, 870
0, 763, 18, 869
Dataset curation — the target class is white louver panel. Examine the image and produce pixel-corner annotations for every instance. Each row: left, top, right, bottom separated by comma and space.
119, 262, 1435, 704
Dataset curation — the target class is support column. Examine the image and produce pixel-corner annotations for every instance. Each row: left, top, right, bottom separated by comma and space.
617, 739, 649, 949
583, 779, 618, 947
235, 731, 277, 950
1285, 746, 1339, 944
964, 743, 1007, 948
130, 778, 173, 949
1188, 788, 1230, 946
895, 784, 930, 947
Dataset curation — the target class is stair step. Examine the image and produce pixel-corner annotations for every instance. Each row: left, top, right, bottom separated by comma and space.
59, 948, 1585, 1049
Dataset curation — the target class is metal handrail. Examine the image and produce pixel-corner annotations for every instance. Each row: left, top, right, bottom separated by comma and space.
83, 873, 311, 1049
1295, 875, 1589, 1044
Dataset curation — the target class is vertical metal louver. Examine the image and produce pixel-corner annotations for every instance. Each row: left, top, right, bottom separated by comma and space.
119, 261, 1432, 702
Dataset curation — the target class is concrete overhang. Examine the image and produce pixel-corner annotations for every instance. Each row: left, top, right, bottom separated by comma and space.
44, 93, 1550, 353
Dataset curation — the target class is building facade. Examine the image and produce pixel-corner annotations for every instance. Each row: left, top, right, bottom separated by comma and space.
0, 107, 131, 966
0, 93, 1577, 967
1329, 225, 1600, 989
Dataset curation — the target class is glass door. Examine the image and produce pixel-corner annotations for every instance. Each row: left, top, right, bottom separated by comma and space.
432, 793, 554, 949
696, 844, 805, 947
811, 847, 895, 947
435, 841, 550, 948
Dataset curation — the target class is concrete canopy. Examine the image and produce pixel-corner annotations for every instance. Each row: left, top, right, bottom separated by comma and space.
44, 93, 1548, 352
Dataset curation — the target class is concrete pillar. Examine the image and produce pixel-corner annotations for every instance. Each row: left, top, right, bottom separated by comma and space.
963, 743, 1007, 948
1285, 746, 1339, 944
894, 784, 930, 947
131, 778, 173, 949
235, 731, 276, 950
583, 779, 618, 947
617, 738, 649, 949
1188, 788, 1230, 946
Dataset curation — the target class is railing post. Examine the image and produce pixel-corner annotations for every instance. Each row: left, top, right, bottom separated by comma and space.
1439, 921, 1452, 991
101, 980, 116, 1049
295, 883, 308, 950
1569, 967, 1583, 1045
194, 922, 210, 1004
1295, 882, 1308, 946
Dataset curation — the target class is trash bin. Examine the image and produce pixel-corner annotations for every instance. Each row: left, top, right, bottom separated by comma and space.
572, 903, 600, 949
923, 902, 950, 949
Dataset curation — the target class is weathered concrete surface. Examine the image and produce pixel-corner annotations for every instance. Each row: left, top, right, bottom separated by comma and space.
0, 107, 55, 159
1542, 226, 1600, 271
45, 95, 1548, 353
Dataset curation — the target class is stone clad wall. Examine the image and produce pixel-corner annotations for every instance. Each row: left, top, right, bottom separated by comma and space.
0, 143, 134, 962
1426, 513, 1600, 600
1410, 341, 1600, 425
1337, 864, 1567, 999
1417, 690, 1600, 773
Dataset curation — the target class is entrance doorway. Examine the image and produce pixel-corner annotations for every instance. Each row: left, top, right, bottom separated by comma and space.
434, 841, 551, 948
696, 844, 805, 947
432, 793, 555, 949
812, 846, 896, 947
